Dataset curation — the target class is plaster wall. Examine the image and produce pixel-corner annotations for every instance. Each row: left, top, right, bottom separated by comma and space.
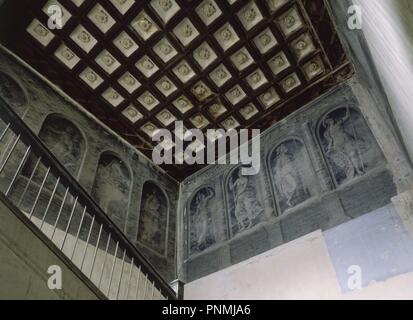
185, 205, 413, 300
352, 0, 413, 161
0, 196, 100, 300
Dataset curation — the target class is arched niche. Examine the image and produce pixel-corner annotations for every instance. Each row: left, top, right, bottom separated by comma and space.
317, 107, 384, 186
91, 152, 131, 230
0, 72, 28, 115
188, 186, 216, 256
268, 138, 314, 213
137, 181, 169, 256
22, 114, 86, 183
0, 73, 29, 162
225, 166, 266, 237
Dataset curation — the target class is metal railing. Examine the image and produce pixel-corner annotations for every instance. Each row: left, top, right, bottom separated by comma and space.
0, 96, 176, 300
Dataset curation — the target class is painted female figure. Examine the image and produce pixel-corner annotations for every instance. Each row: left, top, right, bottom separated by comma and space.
273, 144, 301, 208
140, 190, 162, 245
323, 107, 365, 182
229, 168, 264, 232
191, 188, 215, 252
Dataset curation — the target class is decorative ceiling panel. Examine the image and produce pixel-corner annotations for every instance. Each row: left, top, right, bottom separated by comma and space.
1, 0, 353, 180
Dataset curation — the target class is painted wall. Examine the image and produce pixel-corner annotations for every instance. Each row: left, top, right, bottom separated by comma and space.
0, 48, 179, 282
185, 205, 413, 300
179, 0, 413, 285
179, 82, 397, 283
1, 0, 412, 293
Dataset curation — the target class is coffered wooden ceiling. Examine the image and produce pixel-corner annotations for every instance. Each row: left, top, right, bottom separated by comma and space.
0, 0, 353, 180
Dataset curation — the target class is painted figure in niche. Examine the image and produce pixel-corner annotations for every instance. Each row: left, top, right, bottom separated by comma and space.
140, 190, 162, 243
0, 73, 27, 111
272, 140, 311, 211
229, 168, 264, 232
137, 183, 167, 255
92, 154, 130, 229
22, 116, 85, 187
274, 144, 299, 207
0, 74, 27, 162
320, 107, 368, 185
41, 124, 81, 174
189, 187, 215, 254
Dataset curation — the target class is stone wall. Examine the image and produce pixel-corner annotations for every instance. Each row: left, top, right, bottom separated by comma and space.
0, 48, 179, 282
179, 82, 397, 282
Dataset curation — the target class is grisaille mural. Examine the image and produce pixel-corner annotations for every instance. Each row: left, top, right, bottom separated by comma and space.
22, 114, 85, 185
318, 107, 382, 186
0, 50, 178, 282
181, 85, 396, 282
0, 72, 27, 114
227, 167, 265, 235
91, 152, 131, 230
40, 116, 85, 176
189, 187, 216, 255
0, 72, 28, 162
137, 182, 168, 256
269, 139, 313, 213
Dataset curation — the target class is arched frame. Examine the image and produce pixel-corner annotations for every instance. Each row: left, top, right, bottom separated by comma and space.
37, 112, 88, 180
266, 136, 316, 215
91, 150, 133, 232
315, 106, 384, 188
223, 165, 267, 239
0, 70, 30, 118
137, 180, 170, 258
186, 184, 218, 257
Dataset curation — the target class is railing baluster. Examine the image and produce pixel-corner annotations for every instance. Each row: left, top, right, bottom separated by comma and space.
70, 206, 87, 261
17, 156, 41, 208
151, 281, 155, 300
39, 177, 60, 231
50, 187, 70, 241
28, 166, 50, 219
0, 134, 21, 174
142, 274, 148, 300
80, 215, 95, 271
0, 123, 11, 143
134, 266, 142, 300
0, 98, 177, 301
59, 196, 78, 250
98, 233, 111, 289
124, 257, 134, 300
89, 224, 103, 278
5, 145, 31, 196
107, 241, 119, 298
115, 250, 127, 300
154, 289, 159, 300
